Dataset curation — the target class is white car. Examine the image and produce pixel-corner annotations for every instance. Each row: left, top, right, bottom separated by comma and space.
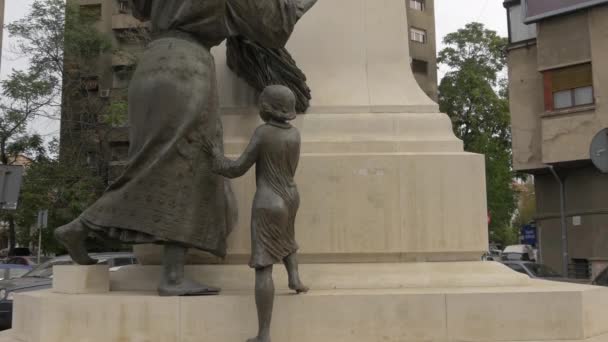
502, 244, 536, 261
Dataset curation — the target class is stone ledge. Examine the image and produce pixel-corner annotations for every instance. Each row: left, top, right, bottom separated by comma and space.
11, 281, 608, 342
221, 112, 461, 154
110, 261, 530, 292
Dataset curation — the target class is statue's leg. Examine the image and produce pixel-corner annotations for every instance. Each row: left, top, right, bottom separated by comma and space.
283, 253, 309, 294
247, 266, 274, 342
54, 220, 96, 265
157, 243, 220, 296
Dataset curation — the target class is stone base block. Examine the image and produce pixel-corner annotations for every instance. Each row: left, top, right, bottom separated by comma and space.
135, 151, 489, 265
9, 280, 608, 342
109, 262, 531, 292
52, 265, 109, 294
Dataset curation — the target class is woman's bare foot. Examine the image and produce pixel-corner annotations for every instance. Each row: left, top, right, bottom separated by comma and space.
247, 336, 270, 342
54, 220, 96, 265
158, 278, 220, 297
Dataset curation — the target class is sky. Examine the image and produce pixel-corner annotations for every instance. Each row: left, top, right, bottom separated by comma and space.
1, 0, 509, 140
1, 0, 59, 140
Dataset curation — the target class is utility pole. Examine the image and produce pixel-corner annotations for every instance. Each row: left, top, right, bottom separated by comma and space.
36, 210, 48, 264
548, 166, 568, 277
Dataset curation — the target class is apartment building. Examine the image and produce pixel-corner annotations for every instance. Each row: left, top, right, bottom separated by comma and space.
505, 0, 608, 277
406, 0, 438, 101
61, 0, 146, 181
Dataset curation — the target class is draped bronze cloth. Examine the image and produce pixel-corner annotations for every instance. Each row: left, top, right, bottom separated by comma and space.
212, 123, 301, 268
80, 0, 303, 257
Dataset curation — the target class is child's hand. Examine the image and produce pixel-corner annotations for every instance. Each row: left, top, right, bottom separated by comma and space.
201, 136, 220, 155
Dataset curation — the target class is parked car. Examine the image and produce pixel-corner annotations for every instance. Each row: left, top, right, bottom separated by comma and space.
0, 252, 138, 330
482, 253, 497, 261
592, 267, 608, 287
0, 265, 32, 281
489, 247, 502, 258
482, 246, 503, 261
502, 261, 563, 279
502, 244, 536, 262
3, 256, 51, 266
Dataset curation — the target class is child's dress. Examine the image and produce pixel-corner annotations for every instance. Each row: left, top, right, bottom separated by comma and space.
212, 122, 301, 268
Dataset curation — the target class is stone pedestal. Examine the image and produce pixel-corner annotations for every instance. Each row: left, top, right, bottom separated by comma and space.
136, 0, 488, 265
52, 265, 109, 294
4, 264, 608, 342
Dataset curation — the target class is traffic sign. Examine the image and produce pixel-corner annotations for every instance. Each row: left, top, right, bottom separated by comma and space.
591, 128, 608, 173
0, 165, 24, 210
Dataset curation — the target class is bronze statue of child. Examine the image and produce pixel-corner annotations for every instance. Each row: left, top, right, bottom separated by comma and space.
204, 85, 308, 342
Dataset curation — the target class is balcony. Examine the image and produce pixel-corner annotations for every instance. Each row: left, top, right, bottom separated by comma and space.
111, 14, 145, 30
112, 51, 136, 67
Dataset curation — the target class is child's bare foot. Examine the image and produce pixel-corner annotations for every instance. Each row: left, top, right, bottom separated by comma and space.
288, 279, 309, 294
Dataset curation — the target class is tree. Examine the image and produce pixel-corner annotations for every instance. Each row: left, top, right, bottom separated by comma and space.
438, 23, 517, 246
14, 140, 105, 253
512, 178, 536, 230
0, 51, 55, 254
0, 0, 136, 253
6, 0, 135, 162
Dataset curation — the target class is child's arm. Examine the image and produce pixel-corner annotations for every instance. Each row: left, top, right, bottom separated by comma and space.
205, 129, 261, 179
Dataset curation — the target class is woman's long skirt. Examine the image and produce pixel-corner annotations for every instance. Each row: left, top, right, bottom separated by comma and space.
80, 34, 234, 257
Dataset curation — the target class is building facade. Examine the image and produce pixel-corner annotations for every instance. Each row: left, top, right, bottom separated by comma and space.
505, 0, 608, 278
406, 0, 438, 101
61, 0, 147, 182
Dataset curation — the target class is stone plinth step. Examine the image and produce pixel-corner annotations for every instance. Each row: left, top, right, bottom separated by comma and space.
109, 261, 531, 292
11, 280, 608, 342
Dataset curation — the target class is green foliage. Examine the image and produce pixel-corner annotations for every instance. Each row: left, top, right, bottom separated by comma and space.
438, 23, 517, 246
14, 141, 105, 253
513, 179, 537, 230
491, 226, 520, 247
103, 100, 129, 127
1, 0, 116, 253
0, 70, 53, 164
7, 0, 111, 79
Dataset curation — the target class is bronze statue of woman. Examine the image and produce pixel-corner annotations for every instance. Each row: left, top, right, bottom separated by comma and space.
206, 85, 308, 342
54, 0, 317, 297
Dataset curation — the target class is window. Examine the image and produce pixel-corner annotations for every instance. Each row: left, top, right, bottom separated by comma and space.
410, 27, 427, 44
411, 59, 428, 74
113, 65, 135, 89
544, 63, 594, 111
526, 264, 561, 278
6, 258, 26, 266
507, 3, 537, 43
81, 76, 100, 92
8, 268, 30, 279
118, 0, 129, 14
24, 260, 73, 279
409, 0, 425, 11
112, 258, 134, 267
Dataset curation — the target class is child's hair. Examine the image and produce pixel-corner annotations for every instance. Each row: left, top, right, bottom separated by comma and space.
259, 85, 297, 123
